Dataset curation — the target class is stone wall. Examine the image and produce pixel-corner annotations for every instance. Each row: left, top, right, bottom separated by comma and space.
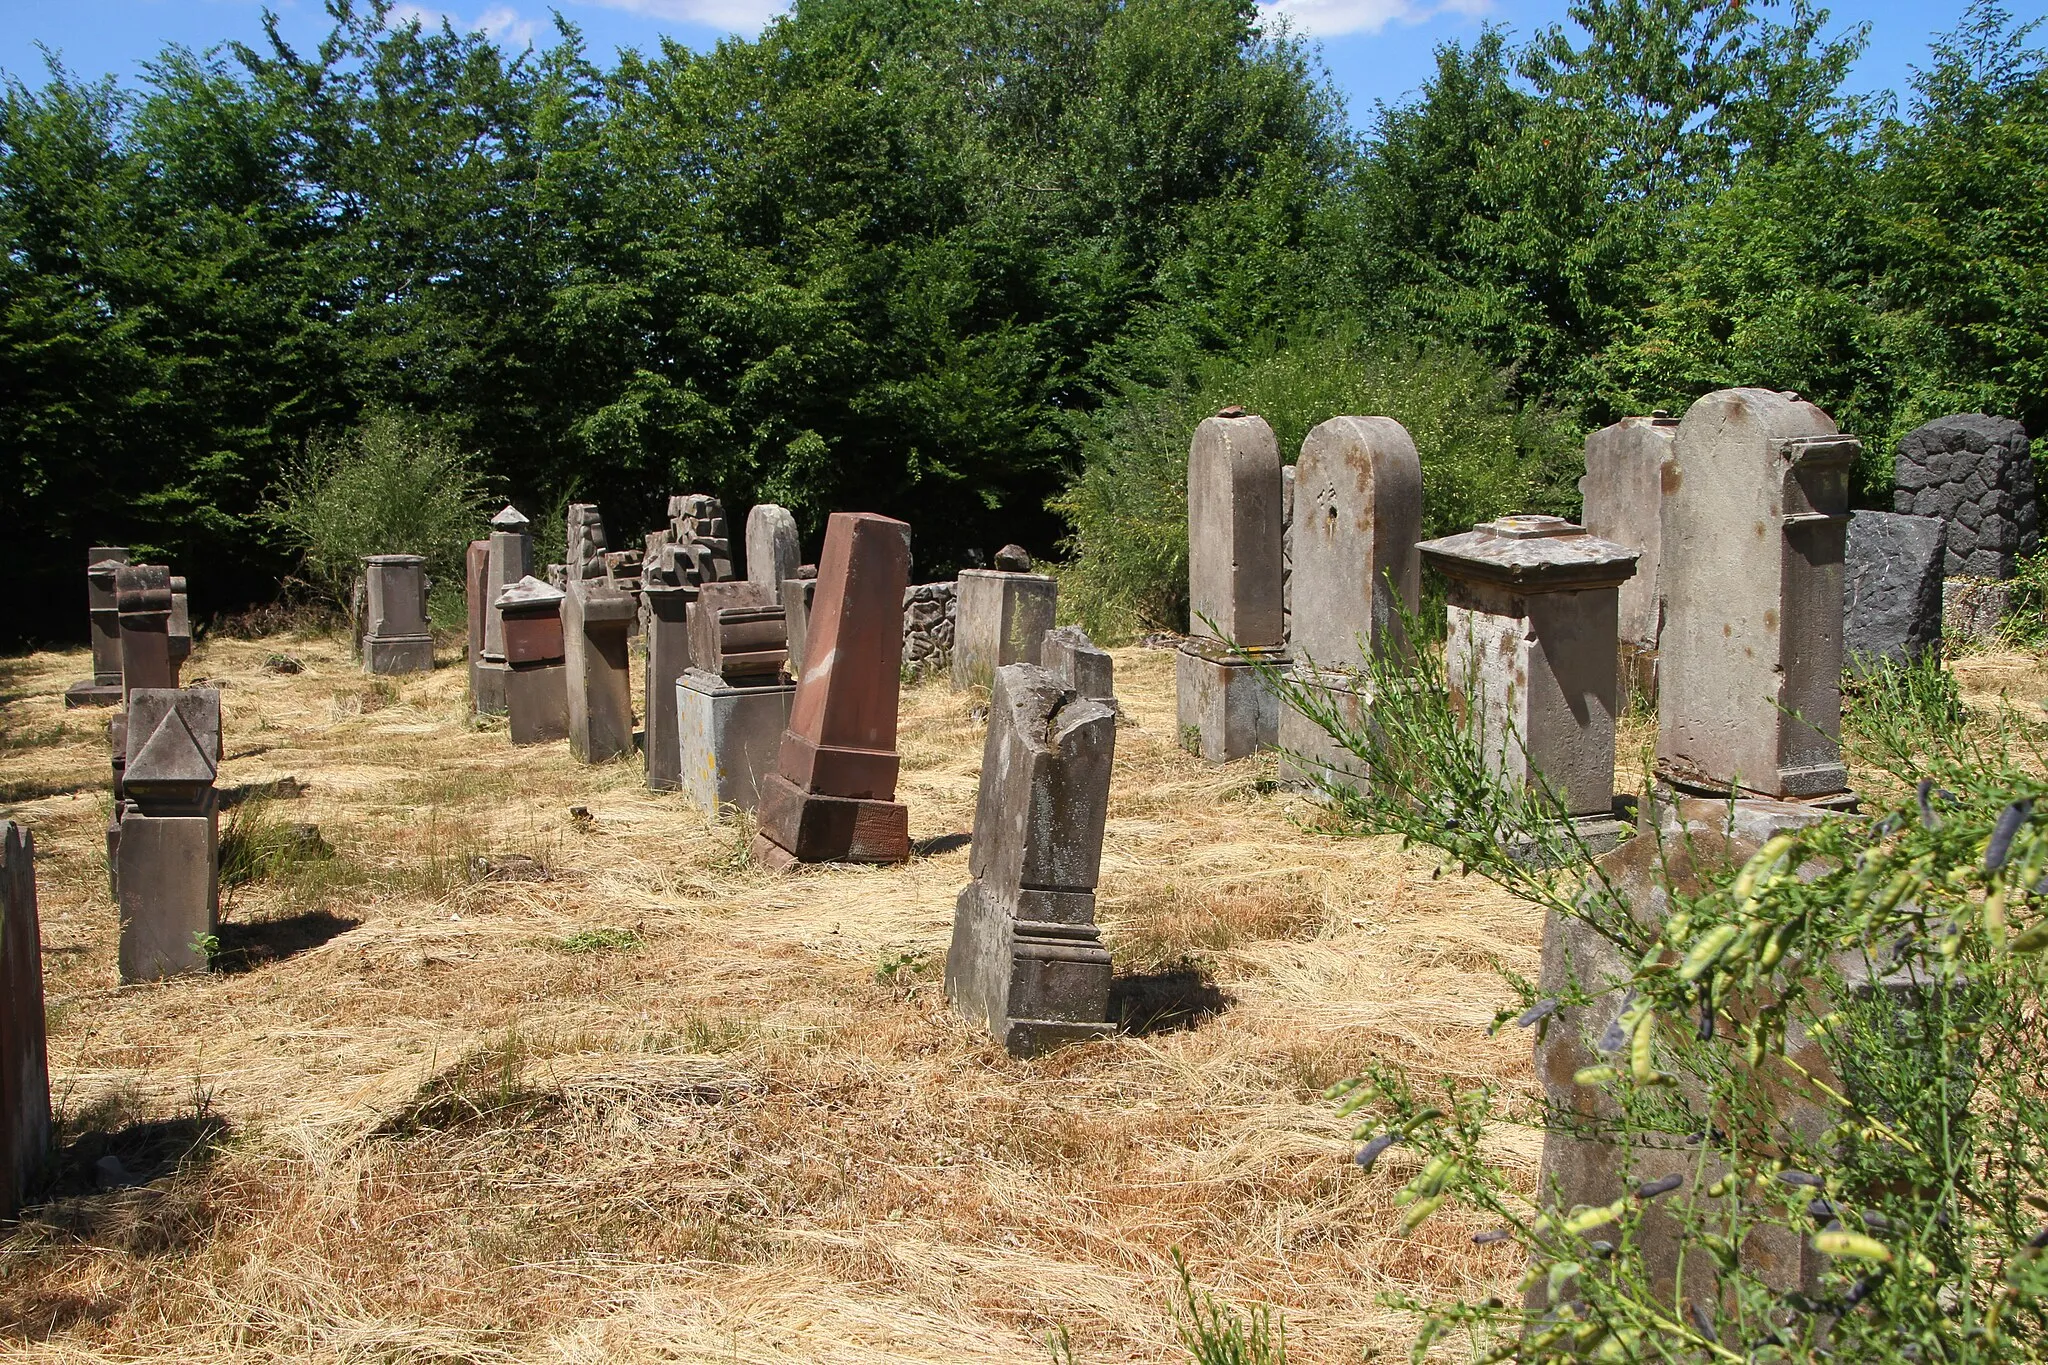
1893, 414, 2036, 579
903, 581, 957, 677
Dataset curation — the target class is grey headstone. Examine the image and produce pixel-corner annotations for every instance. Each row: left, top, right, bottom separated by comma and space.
745, 504, 802, 604
361, 554, 432, 675
952, 570, 1056, 692
1893, 414, 2035, 578
1844, 511, 1945, 673
1187, 410, 1285, 646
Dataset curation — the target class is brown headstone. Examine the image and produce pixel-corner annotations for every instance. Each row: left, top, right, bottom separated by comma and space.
753, 512, 912, 867
0, 822, 49, 1219
115, 564, 175, 702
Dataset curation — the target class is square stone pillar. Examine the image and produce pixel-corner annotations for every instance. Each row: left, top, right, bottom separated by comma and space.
477, 505, 532, 714
167, 576, 192, 682
1658, 389, 1858, 803
67, 548, 130, 708
563, 577, 637, 764
746, 504, 801, 604
1580, 413, 1678, 698
465, 538, 490, 704
115, 564, 175, 702
1177, 408, 1288, 761
677, 670, 797, 813
498, 577, 569, 746
642, 582, 696, 790
782, 576, 817, 681
1276, 415, 1422, 792
361, 554, 433, 674
1, 822, 50, 1218
116, 688, 221, 983
946, 649, 1117, 1056
753, 513, 912, 868
952, 569, 1057, 691
1418, 516, 1638, 842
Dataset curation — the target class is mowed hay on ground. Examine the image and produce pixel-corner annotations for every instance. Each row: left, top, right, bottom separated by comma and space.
14, 630, 2037, 1362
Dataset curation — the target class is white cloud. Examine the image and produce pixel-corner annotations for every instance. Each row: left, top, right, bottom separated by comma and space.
1257, 0, 1491, 39
569, 0, 793, 36
386, 2, 541, 46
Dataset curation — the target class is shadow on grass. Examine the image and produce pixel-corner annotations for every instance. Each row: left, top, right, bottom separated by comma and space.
214, 909, 361, 974
1111, 962, 1230, 1036
911, 832, 972, 857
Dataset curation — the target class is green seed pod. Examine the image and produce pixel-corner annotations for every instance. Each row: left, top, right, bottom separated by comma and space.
1733, 833, 1798, 903
1574, 1064, 1617, 1086
1401, 1192, 1445, 1231
1664, 910, 1693, 945
2011, 921, 2048, 955
1986, 886, 2009, 950
1814, 1230, 1893, 1262
1630, 1010, 1657, 1084
1563, 1199, 1627, 1235
1679, 924, 1741, 982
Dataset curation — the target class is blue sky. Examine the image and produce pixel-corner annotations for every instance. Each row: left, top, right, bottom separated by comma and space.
0, 0, 1985, 129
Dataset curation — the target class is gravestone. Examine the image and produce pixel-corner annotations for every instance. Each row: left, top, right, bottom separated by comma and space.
783, 574, 818, 680
1658, 389, 1857, 804
903, 582, 957, 679
477, 505, 532, 715
566, 503, 607, 583
115, 564, 176, 701
465, 539, 490, 702
642, 577, 694, 790
1418, 516, 1637, 848
117, 687, 221, 983
945, 632, 1117, 1056
1280, 465, 1296, 640
1276, 416, 1422, 791
361, 555, 433, 674
498, 576, 570, 745
677, 581, 797, 813
953, 556, 1057, 692
1041, 625, 1114, 705
1844, 511, 1946, 674
745, 504, 802, 604
67, 547, 130, 708
168, 575, 192, 681
1895, 414, 2035, 643
1, 822, 49, 1219
1581, 413, 1679, 699
1177, 409, 1289, 762
753, 513, 913, 868
562, 542, 637, 765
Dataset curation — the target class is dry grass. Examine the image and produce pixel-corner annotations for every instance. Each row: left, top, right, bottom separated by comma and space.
3, 632, 2041, 1362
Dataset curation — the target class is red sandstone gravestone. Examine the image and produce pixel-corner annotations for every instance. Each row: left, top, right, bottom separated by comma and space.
1, 822, 50, 1219
752, 512, 912, 869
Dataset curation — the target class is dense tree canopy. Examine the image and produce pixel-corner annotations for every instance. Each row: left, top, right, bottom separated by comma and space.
1, 0, 2043, 642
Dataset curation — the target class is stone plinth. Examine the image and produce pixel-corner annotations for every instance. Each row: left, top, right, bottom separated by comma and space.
465, 539, 491, 705
1894, 413, 2036, 579
945, 650, 1117, 1056
746, 504, 801, 604
1419, 516, 1637, 837
115, 564, 175, 702
67, 548, 130, 708
642, 582, 695, 790
1, 822, 49, 1218
1176, 638, 1285, 763
690, 581, 788, 683
499, 577, 569, 746
116, 688, 221, 983
1187, 409, 1285, 646
1845, 511, 1945, 673
753, 513, 912, 869
952, 569, 1057, 691
676, 670, 797, 813
563, 578, 637, 764
1580, 414, 1678, 697
1657, 389, 1857, 803
1278, 416, 1422, 791
783, 577, 817, 680
361, 554, 433, 675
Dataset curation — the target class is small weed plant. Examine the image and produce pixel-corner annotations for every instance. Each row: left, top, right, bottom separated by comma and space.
1266, 618, 2048, 1363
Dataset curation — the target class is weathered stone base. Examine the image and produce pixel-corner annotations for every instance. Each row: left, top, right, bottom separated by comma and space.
945, 882, 1113, 1057
115, 808, 219, 983
473, 659, 509, 715
505, 662, 569, 745
1276, 669, 1370, 794
676, 673, 796, 814
1944, 576, 2012, 643
364, 634, 434, 675
1505, 803, 1637, 867
752, 773, 910, 867
64, 681, 123, 709
1656, 767, 1857, 813
1175, 641, 1286, 763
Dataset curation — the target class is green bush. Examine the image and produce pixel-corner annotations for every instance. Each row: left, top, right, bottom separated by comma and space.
1271, 631, 2048, 1362
1051, 331, 1579, 642
260, 412, 491, 631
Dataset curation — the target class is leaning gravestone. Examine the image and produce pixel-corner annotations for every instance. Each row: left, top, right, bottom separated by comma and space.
753, 513, 913, 868
67, 548, 129, 708
1176, 408, 1289, 762
745, 504, 802, 605
498, 576, 570, 745
1419, 516, 1637, 849
1844, 510, 1946, 673
953, 548, 1056, 692
117, 687, 221, 982
1893, 414, 2036, 642
1, 821, 50, 1219
1580, 413, 1679, 699
361, 555, 433, 674
1276, 416, 1421, 792
677, 580, 796, 813
1658, 389, 1858, 805
946, 629, 1117, 1056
